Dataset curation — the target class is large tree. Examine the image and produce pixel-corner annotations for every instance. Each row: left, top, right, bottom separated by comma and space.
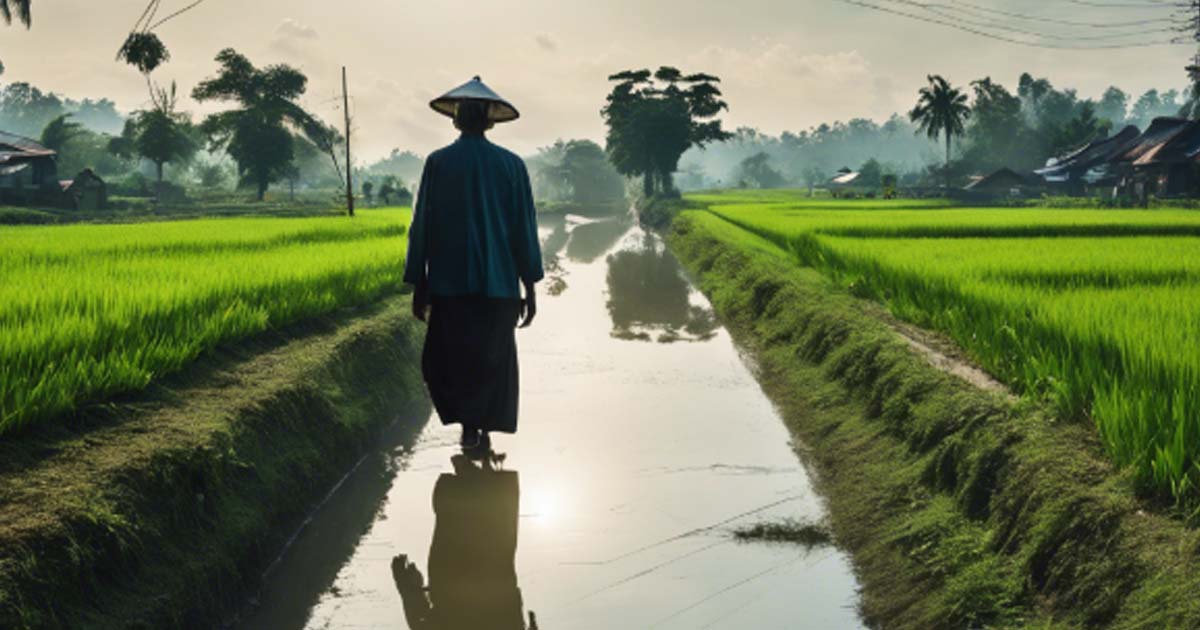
192, 48, 330, 200
110, 84, 197, 197
909, 74, 970, 188
1096, 86, 1130, 127
963, 77, 1030, 171
1049, 101, 1111, 157
39, 114, 81, 153
602, 67, 731, 197
532, 139, 626, 203
735, 152, 786, 189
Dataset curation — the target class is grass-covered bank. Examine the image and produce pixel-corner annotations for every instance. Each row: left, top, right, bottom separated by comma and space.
0, 297, 429, 629
666, 211, 1200, 629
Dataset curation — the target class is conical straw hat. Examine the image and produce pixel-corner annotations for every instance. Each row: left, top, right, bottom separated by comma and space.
429, 76, 520, 123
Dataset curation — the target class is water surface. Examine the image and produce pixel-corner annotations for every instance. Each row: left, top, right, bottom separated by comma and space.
236, 212, 864, 630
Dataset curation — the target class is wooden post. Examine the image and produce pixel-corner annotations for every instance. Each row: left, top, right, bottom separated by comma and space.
343, 66, 355, 217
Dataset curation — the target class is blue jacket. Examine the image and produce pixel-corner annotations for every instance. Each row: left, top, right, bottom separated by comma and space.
403, 134, 544, 298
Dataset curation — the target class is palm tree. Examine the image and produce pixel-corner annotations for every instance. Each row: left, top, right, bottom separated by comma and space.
193, 48, 335, 201
909, 75, 971, 189
1, 0, 31, 27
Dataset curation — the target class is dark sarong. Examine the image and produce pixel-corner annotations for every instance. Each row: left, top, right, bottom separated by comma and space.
422, 295, 522, 433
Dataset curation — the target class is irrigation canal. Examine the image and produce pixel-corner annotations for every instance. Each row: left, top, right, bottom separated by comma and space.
234, 212, 864, 629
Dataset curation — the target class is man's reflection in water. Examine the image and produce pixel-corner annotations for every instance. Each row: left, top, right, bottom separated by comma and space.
391, 453, 538, 630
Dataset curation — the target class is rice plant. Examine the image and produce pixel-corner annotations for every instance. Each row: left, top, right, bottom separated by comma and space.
0, 209, 410, 436
687, 192, 1200, 506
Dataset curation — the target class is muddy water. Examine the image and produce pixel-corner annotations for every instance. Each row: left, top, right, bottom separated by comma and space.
236, 213, 864, 630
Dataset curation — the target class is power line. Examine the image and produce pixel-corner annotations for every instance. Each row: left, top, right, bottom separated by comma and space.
944, 0, 1177, 29
907, 0, 1181, 42
1063, 0, 1184, 8
835, 0, 1189, 49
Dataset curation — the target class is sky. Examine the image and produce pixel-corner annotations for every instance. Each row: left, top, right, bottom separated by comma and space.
2, 0, 1195, 161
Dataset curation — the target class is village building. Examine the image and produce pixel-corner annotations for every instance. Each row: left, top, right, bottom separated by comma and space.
1035, 125, 1141, 196
827, 167, 863, 197
0, 130, 107, 210
60, 168, 108, 211
0, 131, 60, 204
963, 167, 1041, 199
1110, 117, 1200, 200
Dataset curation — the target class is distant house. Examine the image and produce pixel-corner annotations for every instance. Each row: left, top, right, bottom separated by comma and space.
60, 168, 107, 211
827, 167, 862, 197
0, 131, 59, 203
964, 167, 1040, 198
1036, 125, 1141, 195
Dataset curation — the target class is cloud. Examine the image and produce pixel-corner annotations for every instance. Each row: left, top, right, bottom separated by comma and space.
685, 42, 892, 133
269, 18, 323, 61
535, 34, 558, 52
277, 18, 319, 41
690, 43, 871, 87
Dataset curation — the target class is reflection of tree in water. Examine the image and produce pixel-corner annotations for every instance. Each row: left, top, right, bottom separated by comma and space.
538, 214, 569, 259
565, 218, 630, 263
537, 215, 570, 296
605, 235, 718, 343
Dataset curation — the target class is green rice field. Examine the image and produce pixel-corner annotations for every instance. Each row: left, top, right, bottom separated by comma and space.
683, 190, 1200, 505
0, 209, 410, 436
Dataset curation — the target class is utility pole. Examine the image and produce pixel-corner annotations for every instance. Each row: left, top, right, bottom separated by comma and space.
342, 66, 355, 217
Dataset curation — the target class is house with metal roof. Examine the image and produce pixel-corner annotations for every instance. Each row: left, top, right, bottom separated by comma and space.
827, 167, 863, 197
0, 130, 108, 210
1035, 125, 1141, 195
0, 131, 58, 186
1107, 117, 1200, 200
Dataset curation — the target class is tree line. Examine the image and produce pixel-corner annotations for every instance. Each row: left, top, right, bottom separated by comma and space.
668, 74, 1193, 192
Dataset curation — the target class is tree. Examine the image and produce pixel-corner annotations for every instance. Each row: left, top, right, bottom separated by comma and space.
362, 180, 374, 205
192, 48, 328, 200
191, 155, 232, 189
1050, 101, 1111, 156
801, 164, 827, 197
39, 114, 126, 177
109, 83, 197, 199
1096, 87, 1129, 127
531, 139, 626, 203
363, 148, 423, 185
39, 114, 82, 153
1130, 89, 1161, 127
1017, 73, 1053, 110
858, 158, 883, 189
602, 67, 731, 197
735, 152, 786, 189
379, 175, 398, 205
909, 75, 970, 188
964, 77, 1031, 171
0, 82, 65, 137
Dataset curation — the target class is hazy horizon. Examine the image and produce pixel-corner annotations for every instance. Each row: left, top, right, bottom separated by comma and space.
3, 0, 1194, 161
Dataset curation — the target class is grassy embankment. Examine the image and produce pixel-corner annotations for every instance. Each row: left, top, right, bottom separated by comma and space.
666, 192, 1200, 629
0, 209, 429, 628
692, 191, 1200, 507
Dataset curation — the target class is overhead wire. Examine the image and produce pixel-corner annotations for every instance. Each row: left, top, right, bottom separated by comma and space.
944, 0, 1177, 28
908, 1, 1180, 42
834, 0, 1191, 49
